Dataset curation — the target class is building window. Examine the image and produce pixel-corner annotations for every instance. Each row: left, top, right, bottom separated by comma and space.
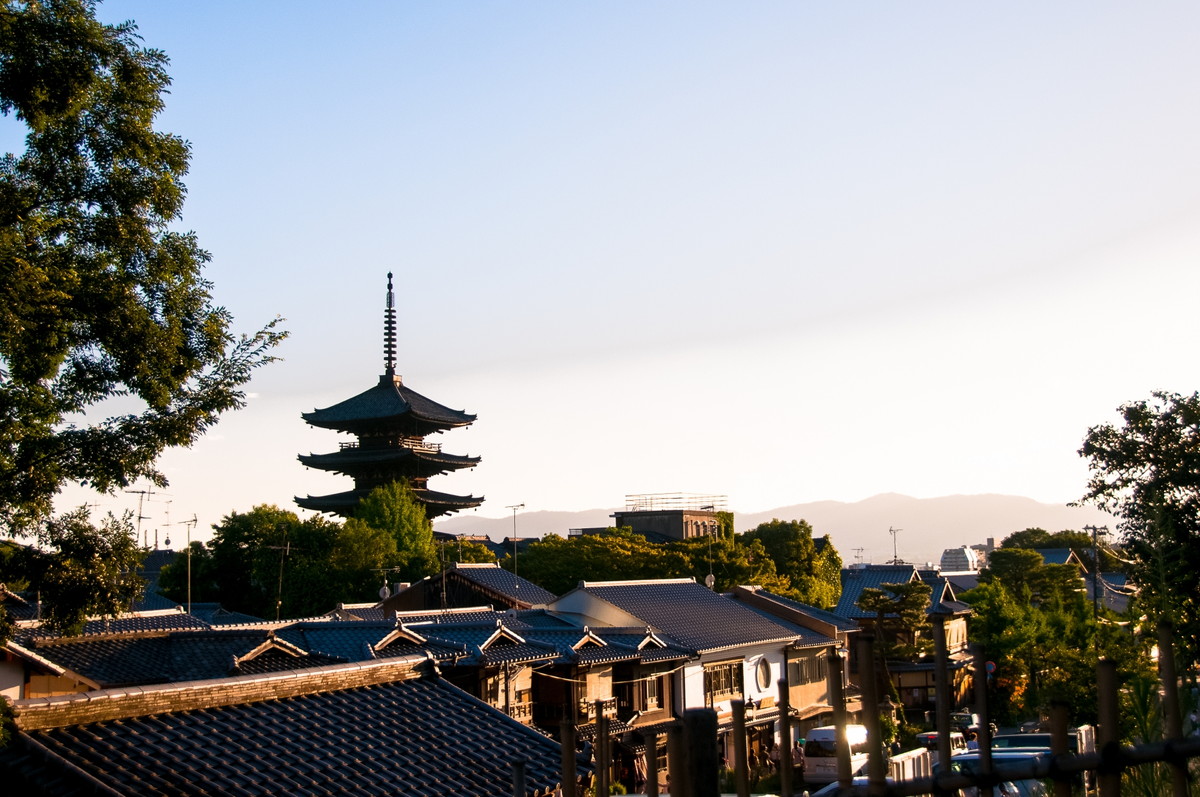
643, 675, 661, 710
787, 654, 825, 686
704, 661, 743, 706
756, 659, 772, 690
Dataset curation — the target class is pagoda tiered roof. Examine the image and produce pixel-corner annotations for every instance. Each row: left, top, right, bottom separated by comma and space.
298, 444, 480, 478
302, 374, 476, 436
296, 485, 483, 518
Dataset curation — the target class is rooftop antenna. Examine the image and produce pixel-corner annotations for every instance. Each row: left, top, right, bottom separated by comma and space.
853, 547, 865, 564
125, 487, 153, 547
889, 526, 903, 565
163, 500, 172, 548
183, 514, 197, 616
383, 271, 397, 378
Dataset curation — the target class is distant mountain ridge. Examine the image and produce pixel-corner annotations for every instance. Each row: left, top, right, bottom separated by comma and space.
434, 493, 1116, 566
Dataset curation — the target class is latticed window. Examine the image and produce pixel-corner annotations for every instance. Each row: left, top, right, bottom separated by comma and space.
703, 661, 743, 706
642, 675, 661, 710
788, 653, 825, 685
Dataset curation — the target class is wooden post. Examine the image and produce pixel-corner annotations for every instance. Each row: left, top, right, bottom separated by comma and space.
827, 646, 852, 789
971, 645, 993, 778
511, 760, 527, 797
668, 721, 689, 797
1048, 702, 1071, 797
778, 677, 793, 797
731, 700, 751, 797
857, 634, 888, 794
931, 618, 954, 786
596, 701, 609, 797
559, 719, 577, 797
1097, 658, 1120, 797
1157, 623, 1188, 797
646, 732, 661, 797
683, 708, 720, 797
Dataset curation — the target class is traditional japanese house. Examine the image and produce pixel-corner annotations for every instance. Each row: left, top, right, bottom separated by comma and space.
296, 273, 482, 518
727, 585, 858, 731
549, 578, 806, 780
833, 564, 973, 718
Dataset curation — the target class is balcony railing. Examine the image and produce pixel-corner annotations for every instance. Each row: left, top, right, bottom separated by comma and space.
338, 439, 442, 453
577, 697, 618, 721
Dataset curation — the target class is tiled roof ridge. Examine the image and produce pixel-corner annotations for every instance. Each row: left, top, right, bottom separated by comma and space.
13, 653, 433, 731
580, 578, 695, 588
32, 629, 175, 646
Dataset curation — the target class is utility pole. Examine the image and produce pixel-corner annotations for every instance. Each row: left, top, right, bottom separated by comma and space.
1083, 524, 1108, 623
701, 505, 716, 589
507, 503, 524, 581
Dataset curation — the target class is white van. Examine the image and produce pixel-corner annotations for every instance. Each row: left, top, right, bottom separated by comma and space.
803, 724, 870, 784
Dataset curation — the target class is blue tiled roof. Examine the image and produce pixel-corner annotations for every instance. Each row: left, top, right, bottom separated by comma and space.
834, 565, 920, 619
23, 676, 584, 796
22, 611, 211, 641
451, 564, 558, 606
1033, 548, 1082, 566
730, 588, 858, 633
579, 580, 800, 654
20, 630, 337, 687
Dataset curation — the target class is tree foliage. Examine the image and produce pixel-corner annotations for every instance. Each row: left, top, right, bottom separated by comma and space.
1000, 527, 1116, 574
353, 481, 436, 583
161, 488, 444, 619
509, 518, 843, 604
1078, 390, 1200, 661
22, 507, 144, 634
743, 518, 842, 608
0, 0, 284, 529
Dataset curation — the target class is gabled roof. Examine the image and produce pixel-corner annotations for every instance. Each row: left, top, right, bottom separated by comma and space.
723, 588, 847, 647
559, 579, 800, 654
302, 374, 476, 432
1033, 548, 1086, 569
13, 674, 583, 796
448, 562, 558, 606
12, 629, 340, 688
834, 565, 921, 620
0, 583, 36, 622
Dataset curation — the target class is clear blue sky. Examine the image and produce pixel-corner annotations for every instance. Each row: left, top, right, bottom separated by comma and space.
50, 1, 1200, 543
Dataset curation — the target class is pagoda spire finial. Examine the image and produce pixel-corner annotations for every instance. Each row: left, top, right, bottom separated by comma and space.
384, 272, 397, 377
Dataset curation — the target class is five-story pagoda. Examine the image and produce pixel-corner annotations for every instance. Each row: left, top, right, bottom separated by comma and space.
296, 274, 483, 518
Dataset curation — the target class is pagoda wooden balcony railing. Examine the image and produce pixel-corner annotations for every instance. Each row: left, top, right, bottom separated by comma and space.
338, 439, 442, 453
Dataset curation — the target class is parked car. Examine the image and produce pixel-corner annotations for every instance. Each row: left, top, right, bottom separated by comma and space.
951, 710, 998, 738
934, 750, 1050, 797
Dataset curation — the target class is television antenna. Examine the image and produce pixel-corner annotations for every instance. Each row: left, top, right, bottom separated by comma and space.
125, 488, 154, 547
182, 514, 197, 615
889, 526, 903, 565
853, 547, 865, 564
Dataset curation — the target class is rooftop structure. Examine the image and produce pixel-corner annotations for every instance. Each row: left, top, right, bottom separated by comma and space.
296, 274, 483, 518
612, 492, 728, 542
